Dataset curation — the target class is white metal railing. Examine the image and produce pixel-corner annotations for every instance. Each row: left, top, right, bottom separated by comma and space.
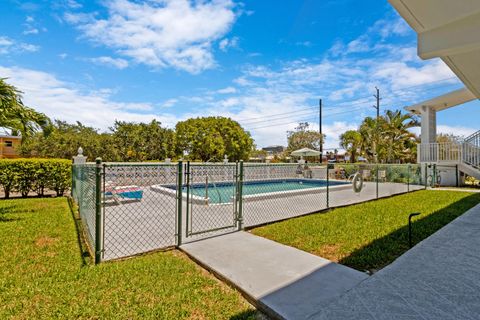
464, 130, 480, 168
418, 130, 480, 169
418, 142, 462, 163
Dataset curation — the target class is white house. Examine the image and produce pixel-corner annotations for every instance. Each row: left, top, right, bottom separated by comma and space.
390, 0, 480, 185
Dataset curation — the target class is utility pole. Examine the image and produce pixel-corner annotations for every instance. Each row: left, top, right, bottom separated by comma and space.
373, 87, 380, 119
319, 99, 323, 163
372, 87, 381, 163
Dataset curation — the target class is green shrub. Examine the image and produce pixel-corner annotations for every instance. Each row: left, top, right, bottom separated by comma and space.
0, 158, 71, 198
0, 162, 18, 199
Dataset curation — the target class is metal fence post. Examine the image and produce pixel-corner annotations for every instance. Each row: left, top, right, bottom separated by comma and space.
376, 164, 379, 199
455, 164, 459, 187
185, 161, 190, 237
176, 161, 183, 246
326, 164, 330, 208
424, 163, 428, 189
95, 158, 103, 264
71, 161, 75, 198
237, 160, 244, 230
407, 164, 410, 193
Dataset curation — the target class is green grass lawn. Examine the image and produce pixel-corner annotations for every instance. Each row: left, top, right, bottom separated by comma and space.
252, 190, 480, 272
0, 198, 256, 319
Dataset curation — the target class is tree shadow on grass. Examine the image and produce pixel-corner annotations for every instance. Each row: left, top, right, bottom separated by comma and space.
0, 204, 23, 222
229, 309, 260, 320
339, 193, 480, 272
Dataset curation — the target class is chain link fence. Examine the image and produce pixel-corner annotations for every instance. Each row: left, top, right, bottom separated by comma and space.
73, 161, 427, 263
72, 164, 97, 251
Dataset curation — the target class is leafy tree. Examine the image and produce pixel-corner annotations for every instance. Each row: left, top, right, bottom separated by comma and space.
110, 120, 177, 161
436, 133, 462, 144
19, 121, 118, 161
0, 78, 51, 139
175, 117, 253, 161
286, 122, 324, 153
340, 130, 362, 163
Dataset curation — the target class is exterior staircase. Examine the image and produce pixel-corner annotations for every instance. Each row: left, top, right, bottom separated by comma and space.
418, 130, 480, 181
460, 130, 480, 180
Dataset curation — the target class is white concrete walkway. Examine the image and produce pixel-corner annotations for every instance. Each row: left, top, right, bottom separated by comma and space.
181, 232, 368, 320
310, 202, 480, 319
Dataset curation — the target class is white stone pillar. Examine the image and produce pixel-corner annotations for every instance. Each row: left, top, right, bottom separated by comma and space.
420, 106, 437, 144
73, 147, 87, 164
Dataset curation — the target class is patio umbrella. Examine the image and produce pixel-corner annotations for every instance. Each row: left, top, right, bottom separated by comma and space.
291, 148, 321, 158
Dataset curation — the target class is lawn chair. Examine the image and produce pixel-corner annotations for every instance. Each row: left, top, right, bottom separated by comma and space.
377, 170, 387, 182
361, 169, 371, 181
105, 181, 143, 204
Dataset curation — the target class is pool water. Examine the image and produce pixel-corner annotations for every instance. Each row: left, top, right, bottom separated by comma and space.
180, 179, 347, 204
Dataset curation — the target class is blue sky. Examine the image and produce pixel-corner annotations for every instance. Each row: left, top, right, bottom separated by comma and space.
1, 0, 479, 149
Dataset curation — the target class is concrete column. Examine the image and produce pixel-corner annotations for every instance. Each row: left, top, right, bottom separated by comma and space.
420, 106, 436, 144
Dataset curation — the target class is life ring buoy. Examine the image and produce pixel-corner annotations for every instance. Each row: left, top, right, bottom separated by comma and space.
352, 172, 364, 193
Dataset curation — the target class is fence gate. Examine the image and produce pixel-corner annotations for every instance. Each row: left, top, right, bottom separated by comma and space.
183, 162, 242, 241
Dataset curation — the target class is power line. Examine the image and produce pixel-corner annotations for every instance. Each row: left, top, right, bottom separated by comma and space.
236, 76, 459, 125
246, 105, 369, 130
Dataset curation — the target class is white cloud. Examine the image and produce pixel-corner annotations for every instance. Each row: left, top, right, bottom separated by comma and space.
437, 125, 477, 139
219, 36, 239, 51
23, 15, 45, 35
161, 98, 178, 108
90, 56, 129, 69
217, 86, 237, 94
0, 65, 178, 130
23, 28, 39, 35
168, 13, 463, 148
0, 36, 39, 54
59, 53, 68, 59
66, 0, 238, 73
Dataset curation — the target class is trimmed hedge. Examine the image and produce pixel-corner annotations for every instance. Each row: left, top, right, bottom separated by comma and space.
0, 158, 71, 198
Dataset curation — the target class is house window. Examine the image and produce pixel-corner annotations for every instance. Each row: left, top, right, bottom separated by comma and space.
4, 141, 13, 147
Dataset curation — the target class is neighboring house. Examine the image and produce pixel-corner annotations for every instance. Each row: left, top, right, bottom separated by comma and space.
390, 0, 480, 186
262, 145, 285, 155
0, 135, 22, 159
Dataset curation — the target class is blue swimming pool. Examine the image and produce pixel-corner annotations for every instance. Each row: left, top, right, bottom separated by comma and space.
163, 179, 349, 204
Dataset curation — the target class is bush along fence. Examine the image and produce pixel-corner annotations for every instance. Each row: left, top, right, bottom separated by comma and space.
72, 159, 428, 264
0, 158, 71, 199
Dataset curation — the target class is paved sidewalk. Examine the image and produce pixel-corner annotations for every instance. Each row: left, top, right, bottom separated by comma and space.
310, 202, 480, 319
181, 232, 368, 320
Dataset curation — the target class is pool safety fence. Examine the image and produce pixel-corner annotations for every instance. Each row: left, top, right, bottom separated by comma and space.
72, 160, 425, 263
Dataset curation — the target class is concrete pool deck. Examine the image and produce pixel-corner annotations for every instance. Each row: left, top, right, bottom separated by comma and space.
101, 182, 424, 260
181, 232, 369, 320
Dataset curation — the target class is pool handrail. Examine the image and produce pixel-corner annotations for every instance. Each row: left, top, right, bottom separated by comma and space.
205, 175, 223, 204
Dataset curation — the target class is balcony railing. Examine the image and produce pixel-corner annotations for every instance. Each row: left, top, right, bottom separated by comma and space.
418, 142, 462, 163
418, 141, 480, 169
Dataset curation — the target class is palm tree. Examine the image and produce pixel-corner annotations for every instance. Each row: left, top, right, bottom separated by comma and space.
342, 110, 419, 163
0, 78, 50, 140
340, 130, 362, 163
358, 116, 380, 162
382, 110, 419, 163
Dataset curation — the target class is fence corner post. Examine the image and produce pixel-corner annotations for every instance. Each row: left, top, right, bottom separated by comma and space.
71, 159, 75, 198
95, 157, 103, 264
176, 161, 183, 246
376, 164, 379, 199
237, 160, 244, 231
